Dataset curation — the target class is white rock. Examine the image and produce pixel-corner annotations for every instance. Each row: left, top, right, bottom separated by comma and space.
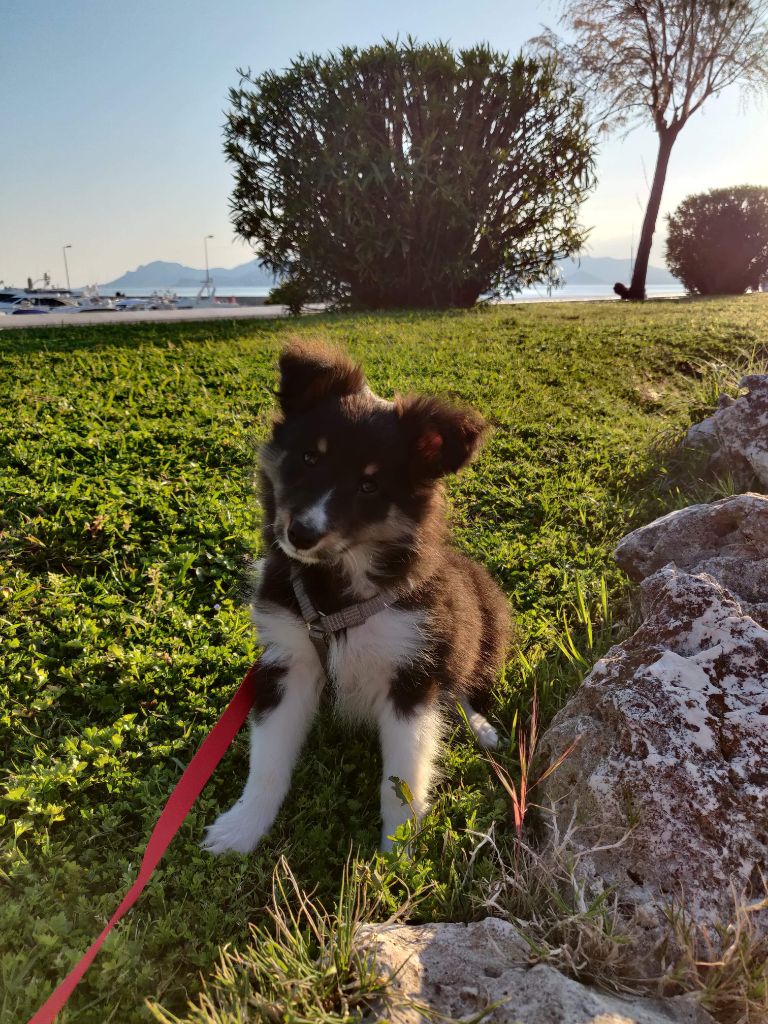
614, 493, 768, 580
538, 567, 768, 949
613, 494, 768, 625
359, 918, 712, 1023
684, 374, 768, 489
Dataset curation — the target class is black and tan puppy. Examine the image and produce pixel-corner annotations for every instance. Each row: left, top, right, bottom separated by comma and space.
204, 342, 509, 854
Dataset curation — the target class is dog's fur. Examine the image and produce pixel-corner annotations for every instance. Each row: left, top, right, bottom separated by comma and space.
203, 341, 510, 854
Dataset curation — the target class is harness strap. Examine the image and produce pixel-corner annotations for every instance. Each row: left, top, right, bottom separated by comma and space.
290, 568, 391, 674
322, 593, 389, 631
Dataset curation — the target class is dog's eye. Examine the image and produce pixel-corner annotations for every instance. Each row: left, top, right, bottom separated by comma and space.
359, 478, 379, 494
303, 451, 319, 465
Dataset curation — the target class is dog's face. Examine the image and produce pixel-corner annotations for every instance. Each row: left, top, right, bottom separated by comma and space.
261, 341, 486, 570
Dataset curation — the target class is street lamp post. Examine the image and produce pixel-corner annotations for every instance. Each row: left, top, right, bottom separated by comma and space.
62, 244, 72, 290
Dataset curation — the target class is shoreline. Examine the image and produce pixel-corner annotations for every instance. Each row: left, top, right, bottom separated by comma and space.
0, 292, 703, 331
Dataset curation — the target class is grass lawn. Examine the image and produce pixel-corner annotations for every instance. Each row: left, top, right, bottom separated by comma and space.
2, 296, 767, 1023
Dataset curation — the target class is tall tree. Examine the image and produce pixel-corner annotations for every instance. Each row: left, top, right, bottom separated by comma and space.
541, 1, 768, 300
224, 39, 595, 309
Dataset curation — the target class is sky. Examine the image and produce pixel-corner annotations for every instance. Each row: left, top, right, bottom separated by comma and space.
2, 0, 767, 288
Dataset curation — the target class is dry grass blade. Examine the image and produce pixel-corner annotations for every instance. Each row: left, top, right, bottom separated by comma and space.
483, 687, 578, 840
472, 817, 647, 995
664, 888, 768, 1024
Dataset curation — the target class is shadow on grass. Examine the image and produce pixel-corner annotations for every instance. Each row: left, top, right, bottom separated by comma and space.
0, 306, 477, 355
0, 317, 293, 355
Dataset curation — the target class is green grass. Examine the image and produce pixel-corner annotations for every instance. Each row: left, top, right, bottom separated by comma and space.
147, 857, 393, 1024
2, 296, 767, 1023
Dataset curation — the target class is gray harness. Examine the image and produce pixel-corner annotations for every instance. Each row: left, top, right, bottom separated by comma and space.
290, 568, 391, 676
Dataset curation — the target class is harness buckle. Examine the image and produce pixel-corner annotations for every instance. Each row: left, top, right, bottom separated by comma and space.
307, 620, 328, 645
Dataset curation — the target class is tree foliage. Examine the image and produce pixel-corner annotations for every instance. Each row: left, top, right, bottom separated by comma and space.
224, 39, 595, 309
545, 0, 768, 134
666, 185, 768, 294
540, 1, 768, 299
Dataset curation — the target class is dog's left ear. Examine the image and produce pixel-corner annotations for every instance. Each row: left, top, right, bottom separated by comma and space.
398, 395, 487, 479
278, 340, 365, 415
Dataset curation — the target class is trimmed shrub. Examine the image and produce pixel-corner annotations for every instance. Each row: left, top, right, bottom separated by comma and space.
665, 186, 768, 295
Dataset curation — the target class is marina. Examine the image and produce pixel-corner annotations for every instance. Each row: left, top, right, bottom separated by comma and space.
0, 298, 297, 329
0, 281, 256, 318
0, 279, 691, 329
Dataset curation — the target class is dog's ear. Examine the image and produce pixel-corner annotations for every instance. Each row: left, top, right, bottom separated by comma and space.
398, 395, 487, 479
278, 340, 365, 415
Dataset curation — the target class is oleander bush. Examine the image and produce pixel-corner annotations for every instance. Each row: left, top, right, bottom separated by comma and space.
225, 39, 595, 309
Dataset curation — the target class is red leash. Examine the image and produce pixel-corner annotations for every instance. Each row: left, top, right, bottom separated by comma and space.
26, 664, 257, 1024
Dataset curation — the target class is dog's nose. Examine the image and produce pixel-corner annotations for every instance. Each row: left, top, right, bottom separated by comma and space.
287, 519, 324, 550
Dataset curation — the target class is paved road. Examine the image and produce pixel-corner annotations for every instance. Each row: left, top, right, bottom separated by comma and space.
0, 304, 315, 330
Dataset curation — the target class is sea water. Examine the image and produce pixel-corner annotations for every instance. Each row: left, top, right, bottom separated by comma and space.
112, 283, 686, 302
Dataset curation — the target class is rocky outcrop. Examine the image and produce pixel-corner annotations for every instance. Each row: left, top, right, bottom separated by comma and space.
360, 918, 713, 1023
684, 374, 768, 489
537, 565, 768, 949
614, 493, 768, 625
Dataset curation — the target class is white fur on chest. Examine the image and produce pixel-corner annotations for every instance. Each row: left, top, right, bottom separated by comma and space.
251, 598, 428, 722
329, 606, 428, 722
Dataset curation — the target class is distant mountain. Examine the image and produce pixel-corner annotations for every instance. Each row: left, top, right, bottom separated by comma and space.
558, 255, 677, 286
102, 254, 677, 291
102, 259, 276, 289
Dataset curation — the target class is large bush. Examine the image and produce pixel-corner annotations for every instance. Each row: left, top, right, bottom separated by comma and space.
224, 39, 595, 309
666, 186, 768, 295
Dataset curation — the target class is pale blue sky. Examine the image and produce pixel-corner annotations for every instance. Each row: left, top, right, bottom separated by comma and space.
2, 0, 766, 287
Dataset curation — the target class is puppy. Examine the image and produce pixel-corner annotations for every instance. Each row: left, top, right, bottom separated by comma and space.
204, 341, 509, 854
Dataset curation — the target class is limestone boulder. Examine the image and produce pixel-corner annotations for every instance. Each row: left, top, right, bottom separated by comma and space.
684, 374, 768, 489
537, 566, 768, 944
613, 493, 768, 625
360, 918, 712, 1024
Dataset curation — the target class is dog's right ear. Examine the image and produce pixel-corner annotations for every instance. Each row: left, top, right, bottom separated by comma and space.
277, 341, 365, 416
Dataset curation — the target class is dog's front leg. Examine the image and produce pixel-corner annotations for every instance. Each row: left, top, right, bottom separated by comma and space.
203, 653, 322, 855
377, 696, 443, 853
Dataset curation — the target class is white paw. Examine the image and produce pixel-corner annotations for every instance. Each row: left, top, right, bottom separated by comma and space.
470, 714, 499, 750
201, 802, 268, 855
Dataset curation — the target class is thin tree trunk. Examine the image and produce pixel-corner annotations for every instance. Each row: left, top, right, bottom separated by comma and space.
617, 128, 678, 301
